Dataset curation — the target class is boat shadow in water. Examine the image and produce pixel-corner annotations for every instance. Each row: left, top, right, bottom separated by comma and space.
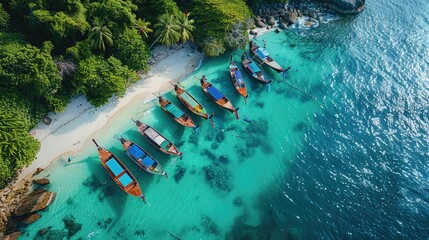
82, 154, 128, 232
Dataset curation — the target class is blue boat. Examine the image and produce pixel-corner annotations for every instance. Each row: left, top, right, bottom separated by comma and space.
117, 137, 167, 178
241, 52, 271, 85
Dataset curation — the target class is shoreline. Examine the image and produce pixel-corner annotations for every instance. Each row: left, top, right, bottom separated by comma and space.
16, 42, 204, 183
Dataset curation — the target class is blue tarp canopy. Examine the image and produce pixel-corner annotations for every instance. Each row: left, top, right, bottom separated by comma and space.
140, 155, 156, 167
207, 86, 223, 100
128, 144, 146, 159
234, 70, 244, 85
118, 173, 133, 187
249, 62, 260, 73
106, 158, 124, 176
256, 48, 268, 59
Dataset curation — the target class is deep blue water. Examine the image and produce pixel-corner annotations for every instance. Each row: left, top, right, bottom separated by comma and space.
267, 0, 429, 239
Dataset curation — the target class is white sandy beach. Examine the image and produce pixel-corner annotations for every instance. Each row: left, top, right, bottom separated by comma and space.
18, 43, 204, 181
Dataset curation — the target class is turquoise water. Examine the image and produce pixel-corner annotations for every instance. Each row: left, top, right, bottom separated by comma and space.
22, 0, 429, 239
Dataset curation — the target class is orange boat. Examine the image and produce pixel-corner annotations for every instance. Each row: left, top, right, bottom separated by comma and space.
200, 75, 239, 119
173, 84, 209, 119
133, 119, 183, 158
92, 139, 146, 203
229, 59, 248, 101
157, 96, 196, 128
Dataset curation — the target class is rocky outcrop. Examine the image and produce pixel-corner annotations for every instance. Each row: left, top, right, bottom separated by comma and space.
312, 0, 365, 14
14, 189, 55, 216
1, 231, 21, 240
62, 215, 82, 238
21, 213, 41, 224
33, 178, 50, 185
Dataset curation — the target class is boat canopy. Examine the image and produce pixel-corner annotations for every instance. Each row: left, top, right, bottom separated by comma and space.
234, 70, 245, 86
207, 86, 224, 100
181, 93, 200, 108
165, 103, 184, 118
118, 173, 133, 187
106, 158, 124, 176
128, 144, 146, 159
249, 62, 261, 73
256, 48, 269, 59
141, 155, 156, 167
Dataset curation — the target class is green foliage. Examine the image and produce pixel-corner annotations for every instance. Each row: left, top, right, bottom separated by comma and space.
0, 106, 40, 188
23, 0, 89, 48
0, 3, 9, 30
191, 0, 252, 56
0, 37, 66, 111
225, 21, 248, 49
88, 17, 113, 52
133, 0, 180, 21
202, 36, 225, 57
66, 40, 93, 62
87, 0, 137, 34
72, 56, 137, 107
113, 28, 151, 72
245, 0, 288, 8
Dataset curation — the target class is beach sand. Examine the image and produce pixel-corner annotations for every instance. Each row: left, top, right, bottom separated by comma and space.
19, 43, 204, 181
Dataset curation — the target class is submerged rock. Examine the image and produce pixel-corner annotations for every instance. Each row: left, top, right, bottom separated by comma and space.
14, 190, 55, 216
173, 165, 186, 183
312, 0, 365, 14
62, 215, 82, 238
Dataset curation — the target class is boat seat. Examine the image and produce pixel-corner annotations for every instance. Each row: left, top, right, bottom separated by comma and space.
118, 173, 133, 187
106, 158, 124, 177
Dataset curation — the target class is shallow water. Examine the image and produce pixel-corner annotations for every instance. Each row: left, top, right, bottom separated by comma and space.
21, 0, 429, 239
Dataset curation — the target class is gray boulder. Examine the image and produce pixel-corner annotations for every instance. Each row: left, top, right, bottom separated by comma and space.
283, 10, 298, 24
312, 0, 365, 14
14, 190, 55, 216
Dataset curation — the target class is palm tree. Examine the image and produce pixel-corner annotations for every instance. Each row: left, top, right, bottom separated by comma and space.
88, 18, 113, 52
150, 13, 180, 49
134, 18, 153, 38
174, 12, 195, 42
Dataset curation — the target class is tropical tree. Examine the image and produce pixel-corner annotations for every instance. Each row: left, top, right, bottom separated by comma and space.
88, 18, 113, 52
174, 12, 194, 42
225, 21, 247, 49
134, 18, 153, 38
0, 106, 40, 188
0, 3, 9, 30
202, 37, 225, 57
113, 28, 151, 72
150, 13, 180, 48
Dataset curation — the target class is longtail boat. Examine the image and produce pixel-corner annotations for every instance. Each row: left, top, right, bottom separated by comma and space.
249, 40, 284, 72
133, 119, 183, 158
173, 84, 209, 119
92, 139, 146, 203
116, 137, 168, 178
229, 59, 248, 100
200, 76, 239, 119
157, 96, 196, 128
241, 52, 271, 85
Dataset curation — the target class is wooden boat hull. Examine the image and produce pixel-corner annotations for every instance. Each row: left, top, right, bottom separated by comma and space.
119, 138, 167, 178
92, 139, 146, 202
134, 120, 182, 158
241, 53, 271, 85
200, 76, 239, 119
174, 84, 209, 119
229, 61, 248, 98
249, 41, 284, 72
158, 96, 195, 128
